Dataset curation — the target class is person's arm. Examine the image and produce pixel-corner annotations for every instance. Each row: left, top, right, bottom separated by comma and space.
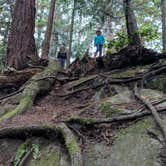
57, 52, 60, 59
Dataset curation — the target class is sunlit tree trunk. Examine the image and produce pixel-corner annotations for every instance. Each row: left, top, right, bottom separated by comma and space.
41, 0, 56, 59
123, 0, 141, 45
67, 0, 76, 68
161, 0, 166, 53
6, 0, 39, 70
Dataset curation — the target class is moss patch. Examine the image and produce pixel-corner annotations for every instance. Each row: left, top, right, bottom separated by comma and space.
14, 140, 31, 166
66, 138, 80, 156
100, 102, 122, 118
109, 118, 161, 166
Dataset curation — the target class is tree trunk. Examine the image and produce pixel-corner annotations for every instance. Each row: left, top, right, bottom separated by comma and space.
41, 0, 56, 59
123, 0, 141, 45
49, 8, 59, 58
67, 0, 76, 68
161, 0, 166, 53
6, 0, 39, 70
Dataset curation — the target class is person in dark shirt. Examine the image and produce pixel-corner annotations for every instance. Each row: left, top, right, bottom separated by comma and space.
57, 45, 67, 69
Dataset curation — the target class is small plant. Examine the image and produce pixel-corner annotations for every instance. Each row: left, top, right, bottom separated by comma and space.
106, 32, 128, 53
14, 142, 29, 166
32, 143, 40, 160
100, 102, 122, 118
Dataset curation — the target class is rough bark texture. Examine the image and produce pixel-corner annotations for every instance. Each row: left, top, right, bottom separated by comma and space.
6, 0, 39, 70
41, 0, 56, 59
161, 0, 166, 53
123, 0, 141, 45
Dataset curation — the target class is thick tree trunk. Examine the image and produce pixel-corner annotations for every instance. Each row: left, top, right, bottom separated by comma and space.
123, 0, 141, 45
67, 0, 76, 68
41, 0, 56, 59
161, 0, 166, 53
6, 0, 39, 70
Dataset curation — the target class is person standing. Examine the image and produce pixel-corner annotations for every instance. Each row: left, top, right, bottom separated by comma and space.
94, 30, 105, 58
57, 45, 67, 69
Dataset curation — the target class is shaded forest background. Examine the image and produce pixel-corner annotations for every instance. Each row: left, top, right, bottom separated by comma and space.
0, 0, 165, 70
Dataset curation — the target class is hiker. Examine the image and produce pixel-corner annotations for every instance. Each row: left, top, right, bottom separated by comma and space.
57, 45, 67, 69
94, 30, 105, 58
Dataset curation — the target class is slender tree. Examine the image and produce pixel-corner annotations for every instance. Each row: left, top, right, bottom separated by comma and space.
67, 0, 76, 67
6, 0, 38, 70
41, 0, 56, 59
161, 0, 166, 53
123, 0, 141, 45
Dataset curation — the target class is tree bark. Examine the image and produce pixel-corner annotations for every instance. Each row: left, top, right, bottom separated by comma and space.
161, 0, 166, 53
123, 0, 141, 45
67, 0, 76, 68
6, 0, 39, 70
41, 0, 56, 59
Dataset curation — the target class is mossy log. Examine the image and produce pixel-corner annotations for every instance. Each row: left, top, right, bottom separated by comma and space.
0, 123, 82, 166
0, 61, 59, 122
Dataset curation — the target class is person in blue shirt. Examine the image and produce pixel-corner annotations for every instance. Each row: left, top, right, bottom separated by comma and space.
94, 30, 105, 58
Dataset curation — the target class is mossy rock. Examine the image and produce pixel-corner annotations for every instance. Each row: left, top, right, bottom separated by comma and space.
109, 117, 162, 166
25, 138, 70, 166
106, 89, 165, 105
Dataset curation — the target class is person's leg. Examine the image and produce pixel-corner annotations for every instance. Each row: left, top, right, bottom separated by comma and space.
61, 58, 65, 69
94, 44, 99, 58
99, 45, 103, 57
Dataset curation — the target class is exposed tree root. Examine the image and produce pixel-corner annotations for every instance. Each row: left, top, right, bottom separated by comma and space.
67, 106, 166, 125
0, 62, 59, 122
134, 86, 166, 143
0, 123, 82, 166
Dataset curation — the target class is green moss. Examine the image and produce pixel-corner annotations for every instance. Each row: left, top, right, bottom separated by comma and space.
66, 138, 80, 155
0, 97, 33, 121
109, 117, 161, 166
29, 150, 59, 166
14, 141, 31, 166
100, 102, 122, 118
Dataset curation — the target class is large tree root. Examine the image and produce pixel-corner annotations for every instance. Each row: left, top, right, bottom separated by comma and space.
134, 87, 166, 143
0, 123, 83, 166
0, 61, 59, 122
67, 106, 166, 125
